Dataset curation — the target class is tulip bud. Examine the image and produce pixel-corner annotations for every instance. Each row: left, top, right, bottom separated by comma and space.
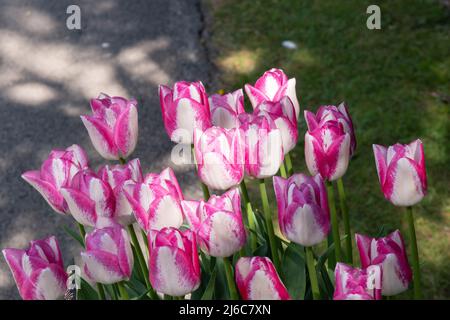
373, 139, 427, 206
209, 89, 245, 129
159, 81, 211, 144
148, 228, 200, 296
193, 127, 244, 190
21, 144, 89, 214
245, 68, 299, 120
124, 168, 184, 231
81, 222, 134, 284
273, 174, 330, 247
2, 236, 67, 300
255, 96, 298, 155
98, 158, 143, 225
181, 188, 246, 257
238, 114, 284, 179
304, 119, 351, 181
304, 102, 356, 156
81, 93, 138, 160
356, 230, 412, 296
333, 263, 382, 300
61, 170, 116, 227
235, 257, 290, 300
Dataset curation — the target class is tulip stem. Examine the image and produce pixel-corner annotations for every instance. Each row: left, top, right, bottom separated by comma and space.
336, 178, 353, 264
222, 257, 239, 300
119, 157, 126, 165
117, 281, 129, 300
305, 247, 320, 300
279, 162, 287, 178
240, 180, 257, 252
285, 152, 294, 176
326, 181, 342, 264
406, 206, 422, 299
97, 283, 106, 300
127, 225, 158, 300
259, 179, 281, 271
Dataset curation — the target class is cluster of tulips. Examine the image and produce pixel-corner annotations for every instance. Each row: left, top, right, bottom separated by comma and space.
2, 68, 427, 300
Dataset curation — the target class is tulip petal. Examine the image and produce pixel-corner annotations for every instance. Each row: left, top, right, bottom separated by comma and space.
61, 188, 97, 227
114, 104, 138, 158
81, 115, 118, 160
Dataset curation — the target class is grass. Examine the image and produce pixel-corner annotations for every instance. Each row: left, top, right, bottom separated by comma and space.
207, 0, 450, 298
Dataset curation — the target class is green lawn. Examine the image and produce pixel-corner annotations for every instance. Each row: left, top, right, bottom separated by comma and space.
207, 0, 450, 298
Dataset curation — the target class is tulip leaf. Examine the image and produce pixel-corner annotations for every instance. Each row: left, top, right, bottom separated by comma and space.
131, 287, 153, 300
282, 242, 306, 300
77, 278, 99, 300
63, 226, 84, 247
213, 258, 229, 300
201, 267, 217, 300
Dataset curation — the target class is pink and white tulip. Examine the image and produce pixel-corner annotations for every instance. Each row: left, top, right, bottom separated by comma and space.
333, 263, 382, 300
181, 188, 246, 257
81, 221, 134, 284
356, 230, 412, 296
304, 102, 356, 156
21, 144, 89, 214
235, 257, 290, 300
273, 174, 330, 247
124, 168, 184, 231
98, 158, 143, 225
255, 96, 298, 154
148, 228, 200, 296
159, 81, 211, 144
245, 68, 299, 120
81, 93, 138, 160
304, 119, 351, 181
238, 114, 284, 179
61, 170, 116, 227
193, 127, 244, 190
373, 139, 427, 207
209, 89, 245, 129
2, 236, 67, 300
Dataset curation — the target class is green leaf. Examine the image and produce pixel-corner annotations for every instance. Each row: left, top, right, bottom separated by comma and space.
213, 258, 229, 300
281, 242, 306, 300
201, 268, 217, 300
77, 278, 99, 300
131, 287, 153, 300
63, 226, 84, 247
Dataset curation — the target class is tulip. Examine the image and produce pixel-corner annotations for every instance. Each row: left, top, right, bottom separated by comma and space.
273, 174, 330, 247
21, 144, 89, 214
304, 103, 356, 156
124, 168, 184, 231
148, 227, 200, 296
193, 127, 244, 190
209, 89, 245, 129
238, 113, 284, 179
373, 139, 427, 207
255, 96, 298, 155
159, 81, 211, 144
81, 221, 134, 284
333, 263, 382, 300
98, 158, 143, 225
235, 257, 290, 300
245, 68, 300, 120
2, 236, 68, 300
304, 119, 351, 181
61, 170, 116, 227
356, 230, 412, 296
181, 188, 246, 257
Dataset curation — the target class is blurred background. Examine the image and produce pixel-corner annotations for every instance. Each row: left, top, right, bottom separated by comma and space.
0, 0, 448, 299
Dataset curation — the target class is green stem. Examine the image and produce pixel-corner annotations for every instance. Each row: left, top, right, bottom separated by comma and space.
306, 247, 320, 300
119, 157, 126, 165
279, 162, 287, 178
97, 283, 106, 300
285, 152, 294, 176
326, 181, 342, 264
223, 257, 239, 300
406, 207, 422, 299
259, 179, 281, 271
336, 178, 352, 264
240, 180, 257, 252
127, 225, 158, 300
117, 281, 129, 300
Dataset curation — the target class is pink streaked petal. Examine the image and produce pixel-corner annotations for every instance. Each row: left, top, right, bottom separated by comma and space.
81, 250, 125, 284
244, 84, 268, 109
148, 195, 184, 231
61, 188, 97, 227
114, 104, 138, 158
181, 200, 201, 230
81, 115, 118, 160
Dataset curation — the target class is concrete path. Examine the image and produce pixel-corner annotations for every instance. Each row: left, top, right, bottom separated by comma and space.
0, 0, 211, 299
